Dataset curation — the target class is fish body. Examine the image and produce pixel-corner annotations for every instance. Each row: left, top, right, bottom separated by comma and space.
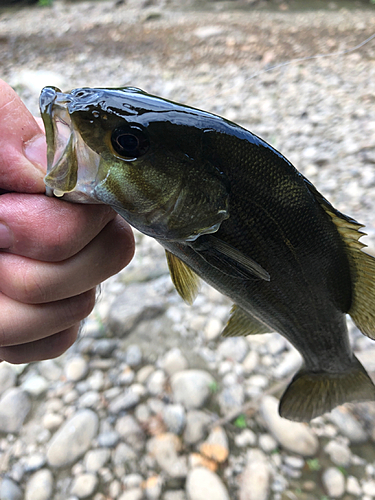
40, 86, 375, 421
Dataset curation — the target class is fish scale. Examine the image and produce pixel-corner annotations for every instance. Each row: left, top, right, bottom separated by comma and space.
40, 85, 375, 422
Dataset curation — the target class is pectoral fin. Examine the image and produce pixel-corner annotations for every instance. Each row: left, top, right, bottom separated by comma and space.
165, 250, 201, 305
192, 235, 270, 282
279, 355, 375, 422
222, 305, 271, 337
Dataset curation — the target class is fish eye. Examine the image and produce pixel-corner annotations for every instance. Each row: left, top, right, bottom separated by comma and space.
111, 124, 149, 159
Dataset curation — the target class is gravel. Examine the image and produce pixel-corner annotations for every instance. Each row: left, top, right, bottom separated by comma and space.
0, 0, 375, 499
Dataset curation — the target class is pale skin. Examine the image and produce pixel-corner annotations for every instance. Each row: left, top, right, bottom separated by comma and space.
0, 80, 135, 364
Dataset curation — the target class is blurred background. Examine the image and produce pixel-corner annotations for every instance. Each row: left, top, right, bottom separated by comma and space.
0, 1, 375, 499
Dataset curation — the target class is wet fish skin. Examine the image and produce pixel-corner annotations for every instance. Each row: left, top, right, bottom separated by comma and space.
40, 86, 375, 421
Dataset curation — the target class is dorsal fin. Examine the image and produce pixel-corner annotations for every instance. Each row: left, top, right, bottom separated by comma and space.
222, 305, 271, 337
307, 180, 375, 339
165, 250, 200, 305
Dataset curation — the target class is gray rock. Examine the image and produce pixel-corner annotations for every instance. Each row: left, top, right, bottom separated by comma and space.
272, 348, 302, 379
324, 440, 351, 467
108, 283, 166, 336
70, 473, 98, 498
42, 412, 63, 432
147, 369, 167, 395
91, 339, 118, 357
163, 404, 186, 434
234, 429, 257, 448
322, 467, 345, 498
136, 365, 155, 384
217, 337, 249, 363
115, 415, 145, 452
113, 442, 138, 464
125, 345, 143, 367
239, 449, 270, 500
0, 388, 31, 433
78, 390, 101, 408
21, 374, 49, 397
160, 348, 189, 376
171, 370, 215, 409
118, 489, 143, 500
0, 364, 17, 396
0, 477, 23, 500
37, 360, 62, 381
258, 434, 278, 453
218, 384, 245, 414
186, 467, 230, 500
97, 431, 120, 448
65, 357, 89, 382
242, 351, 259, 375
23, 453, 46, 473
183, 410, 212, 445
147, 433, 188, 478
84, 449, 111, 472
108, 388, 140, 413
46, 410, 99, 468
260, 396, 319, 456
328, 407, 368, 444
25, 469, 53, 500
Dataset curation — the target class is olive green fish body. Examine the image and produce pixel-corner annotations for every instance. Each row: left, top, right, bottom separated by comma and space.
40, 86, 375, 421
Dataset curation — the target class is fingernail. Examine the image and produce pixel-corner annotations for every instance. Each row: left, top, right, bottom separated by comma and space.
24, 135, 47, 172
0, 222, 13, 249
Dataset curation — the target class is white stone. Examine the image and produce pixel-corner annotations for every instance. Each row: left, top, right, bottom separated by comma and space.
171, 370, 215, 409
239, 449, 270, 500
186, 467, 230, 500
322, 467, 345, 498
346, 476, 361, 496
324, 440, 351, 467
0, 388, 31, 434
70, 473, 98, 498
25, 469, 53, 500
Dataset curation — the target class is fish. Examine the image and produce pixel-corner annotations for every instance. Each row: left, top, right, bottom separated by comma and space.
39, 85, 375, 422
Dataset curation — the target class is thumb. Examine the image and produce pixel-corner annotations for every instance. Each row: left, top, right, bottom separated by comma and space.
0, 79, 46, 194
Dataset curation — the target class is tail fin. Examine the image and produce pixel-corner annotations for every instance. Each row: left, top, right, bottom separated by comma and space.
279, 355, 375, 422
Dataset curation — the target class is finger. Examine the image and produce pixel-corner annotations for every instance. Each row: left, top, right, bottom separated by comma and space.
0, 288, 96, 348
0, 193, 120, 261
0, 326, 79, 364
0, 216, 134, 303
0, 79, 46, 193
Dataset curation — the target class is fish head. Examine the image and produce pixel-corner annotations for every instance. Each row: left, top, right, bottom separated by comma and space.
40, 86, 230, 242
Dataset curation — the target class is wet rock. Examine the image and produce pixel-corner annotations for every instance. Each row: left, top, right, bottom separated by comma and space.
0, 477, 23, 500
64, 357, 89, 382
322, 467, 345, 498
147, 433, 188, 478
328, 407, 368, 444
183, 410, 212, 445
25, 469, 53, 500
260, 396, 319, 456
171, 370, 215, 409
0, 388, 31, 434
70, 473, 99, 498
186, 467, 230, 500
46, 409, 99, 468
239, 449, 270, 500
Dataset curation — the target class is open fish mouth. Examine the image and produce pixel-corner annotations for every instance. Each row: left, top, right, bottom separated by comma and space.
40, 86, 102, 203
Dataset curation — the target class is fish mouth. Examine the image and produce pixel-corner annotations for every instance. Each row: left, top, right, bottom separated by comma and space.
40, 86, 102, 203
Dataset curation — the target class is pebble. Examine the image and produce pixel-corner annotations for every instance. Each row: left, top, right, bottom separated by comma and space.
171, 370, 215, 409
218, 384, 245, 414
162, 491, 187, 500
0, 363, 17, 396
258, 434, 278, 453
108, 388, 140, 413
324, 440, 351, 467
125, 344, 143, 367
118, 489, 143, 500
183, 410, 212, 445
217, 337, 249, 363
0, 477, 23, 500
160, 348, 189, 376
346, 475, 362, 496
84, 449, 111, 472
234, 429, 257, 448
70, 473, 99, 498
147, 433, 188, 478
115, 415, 145, 452
46, 410, 99, 468
260, 396, 319, 456
0, 388, 31, 434
204, 317, 223, 341
163, 404, 186, 434
113, 442, 138, 465
199, 426, 229, 463
328, 407, 368, 444
97, 431, 120, 448
362, 480, 375, 497
186, 467, 230, 500
272, 348, 302, 379
65, 357, 89, 382
22, 374, 49, 397
25, 469, 53, 500
322, 467, 345, 498
147, 369, 167, 395
239, 449, 270, 500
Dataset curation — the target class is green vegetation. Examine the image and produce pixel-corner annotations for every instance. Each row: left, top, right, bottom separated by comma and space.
233, 414, 247, 429
306, 458, 322, 471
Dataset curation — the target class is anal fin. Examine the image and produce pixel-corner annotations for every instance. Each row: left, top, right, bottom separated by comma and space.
279, 355, 375, 422
165, 250, 200, 305
222, 305, 271, 337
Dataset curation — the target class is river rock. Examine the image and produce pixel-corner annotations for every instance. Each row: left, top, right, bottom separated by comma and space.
324, 440, 351, 467
239, 449, 270, 500
64, 357, 89, 381
84, 449, 111, 472
147, 433, 188, 478
199, 426, 229, 463
25, 469, 53, 500
186, 467, 230, 500
171, 370, 215, 409
115, 415, 145, 452
260, 396, 319, 456
322, 467, 345, 498
0, 364, 17, 396
163, 404, 186, 434
160, 348, 189, 376
217, 337, 249, 363
0, 388, 31, 434
328, 407, 368, 444
70, 472, 99, 498
0, 477, 23, 500
108, 387, 140, 413
46, 409, 99, 468
183, 410, 212, 445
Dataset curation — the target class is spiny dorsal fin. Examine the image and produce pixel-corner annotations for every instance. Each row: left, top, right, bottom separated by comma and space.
165, 250, 200, 305
222, 305, 271, 337
279, 355, 375, 422
320, 206, 375, 340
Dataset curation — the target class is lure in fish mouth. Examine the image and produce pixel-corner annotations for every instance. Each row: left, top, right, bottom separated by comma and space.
40, 85, 375, 422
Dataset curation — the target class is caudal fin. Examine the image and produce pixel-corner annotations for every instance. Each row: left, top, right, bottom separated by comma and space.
279, 355, 375, 422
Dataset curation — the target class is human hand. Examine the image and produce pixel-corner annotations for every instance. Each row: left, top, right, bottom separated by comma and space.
0, 80, 135, 364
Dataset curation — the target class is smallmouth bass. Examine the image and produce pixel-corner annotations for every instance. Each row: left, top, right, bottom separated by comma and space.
40, 85, 375, 422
